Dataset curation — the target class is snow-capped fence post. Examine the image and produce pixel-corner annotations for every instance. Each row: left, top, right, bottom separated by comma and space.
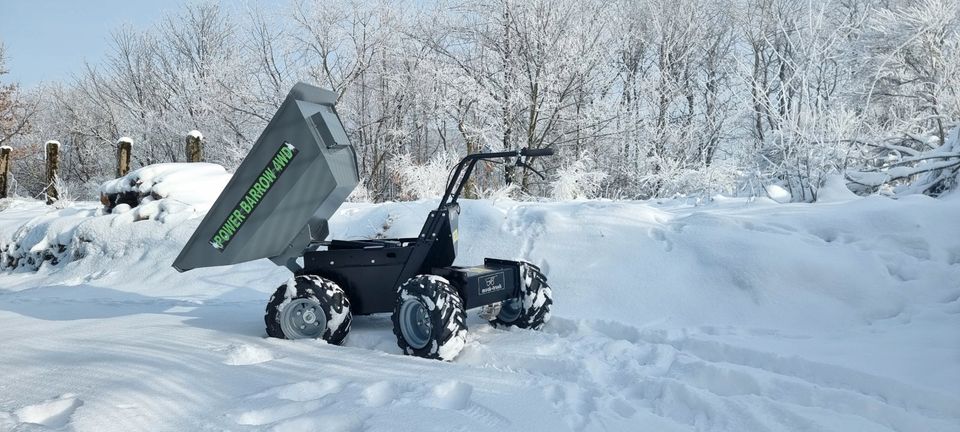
45, 140, 60, 204
185, 130, 203, 162
116, 137, 132, 177
0, 145, 11, 198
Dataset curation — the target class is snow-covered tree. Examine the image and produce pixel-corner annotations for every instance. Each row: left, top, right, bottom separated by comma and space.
847, 0, 960, 196
9, 0, 960, 201
0, 42, 39, 148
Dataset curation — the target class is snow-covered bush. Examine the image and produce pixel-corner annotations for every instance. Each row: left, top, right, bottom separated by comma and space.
394, 151, 458, 200
346, 178, 373, 203
640, 158, 741, 200
475, 183, 519, 202
550, 154, 607, 200
845, 0, 960, 197
848, 126, 960, 196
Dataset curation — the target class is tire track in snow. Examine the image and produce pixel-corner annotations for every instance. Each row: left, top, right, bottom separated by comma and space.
632, 326, 960, 421
226, 375, 508, 431
461, 318, 960, 432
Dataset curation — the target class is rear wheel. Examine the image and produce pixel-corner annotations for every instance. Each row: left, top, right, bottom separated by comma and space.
488, 261, 552, 330
265, 275, 352, 345
391, 275, 467, 361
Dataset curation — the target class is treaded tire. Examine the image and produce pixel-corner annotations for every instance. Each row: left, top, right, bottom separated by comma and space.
391, 275, 467, 361
265, 275, 352, 345
489, 261, 552, 330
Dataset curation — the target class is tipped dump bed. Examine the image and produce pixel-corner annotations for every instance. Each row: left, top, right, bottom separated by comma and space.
173, 83, 358, 272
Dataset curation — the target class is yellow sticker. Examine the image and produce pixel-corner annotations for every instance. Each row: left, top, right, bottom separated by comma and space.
452, 229, 459, 243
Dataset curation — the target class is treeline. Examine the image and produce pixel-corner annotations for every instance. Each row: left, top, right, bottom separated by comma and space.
1, 0, 958, 202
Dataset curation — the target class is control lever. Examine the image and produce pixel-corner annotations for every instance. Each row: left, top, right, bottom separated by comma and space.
515, 157, 546, 180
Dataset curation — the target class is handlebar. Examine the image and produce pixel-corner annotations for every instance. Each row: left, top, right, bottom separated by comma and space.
520, 147, 555, 157
459, 147, 555, 161
438, 147, 555, 209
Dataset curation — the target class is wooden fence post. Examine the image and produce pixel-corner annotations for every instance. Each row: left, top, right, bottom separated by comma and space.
0, 146, 11, 198
45, 140, 60, 205
117, 137, 132, 177
186, 130, 203, 162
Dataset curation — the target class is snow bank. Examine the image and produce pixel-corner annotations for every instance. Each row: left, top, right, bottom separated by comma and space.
1, 193, 958, 431
1, 164, 230, 271
6, 192, 956, 333
0, 201, 97, 271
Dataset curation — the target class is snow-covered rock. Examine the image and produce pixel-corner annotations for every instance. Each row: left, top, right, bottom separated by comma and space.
99, 162, 230, 219
0, 201, 96, 271
817, 174, 859, 203
764, 184, 791, 203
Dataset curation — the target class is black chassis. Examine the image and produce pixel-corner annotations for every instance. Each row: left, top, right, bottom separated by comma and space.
298, 148, 553, 315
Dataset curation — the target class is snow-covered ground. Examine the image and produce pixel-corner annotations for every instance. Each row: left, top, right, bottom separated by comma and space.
1, 185, 959, 431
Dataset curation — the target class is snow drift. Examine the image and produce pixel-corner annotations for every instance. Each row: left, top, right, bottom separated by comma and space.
0, 179, 958, 430
1, 164, 230, 272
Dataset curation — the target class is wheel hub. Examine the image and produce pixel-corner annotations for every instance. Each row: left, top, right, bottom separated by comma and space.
280, 298, 327, 339
497, 298, 522, 323
399, 299, 432, 349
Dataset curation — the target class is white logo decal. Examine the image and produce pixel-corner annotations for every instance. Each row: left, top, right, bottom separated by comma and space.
479, 273, 505, 295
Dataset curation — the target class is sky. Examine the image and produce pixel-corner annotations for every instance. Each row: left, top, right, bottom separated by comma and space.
0, 0, 191, 88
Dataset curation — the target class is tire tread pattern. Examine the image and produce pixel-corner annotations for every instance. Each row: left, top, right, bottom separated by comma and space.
490, 261, 553, 330
265, 275, 352, 345
391, 275, 467, 361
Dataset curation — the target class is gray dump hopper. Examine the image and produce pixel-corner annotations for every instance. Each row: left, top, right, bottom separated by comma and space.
173, 82, 358, 272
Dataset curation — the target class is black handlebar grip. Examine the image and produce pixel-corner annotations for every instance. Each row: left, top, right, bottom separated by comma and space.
521, 147, 555, 157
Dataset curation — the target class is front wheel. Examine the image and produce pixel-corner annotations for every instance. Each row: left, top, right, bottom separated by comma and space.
488, 261, 552, 330
391, 275, 467, 361
265, 275, 352, 345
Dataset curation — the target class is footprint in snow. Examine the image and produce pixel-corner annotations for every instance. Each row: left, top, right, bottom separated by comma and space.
0, 411, 16, 430
223, 343, 274, 365
231, 379, 345, 426
648, 227, 673, 252
249, 379, 342, 402
417, 380, 509, 427
11, 394, 83, 429
234, 400, 330, 427
421, 380, 473, 410
362, 381, 397, 408
947, 247, 960, 265
268, 413, 365, 432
